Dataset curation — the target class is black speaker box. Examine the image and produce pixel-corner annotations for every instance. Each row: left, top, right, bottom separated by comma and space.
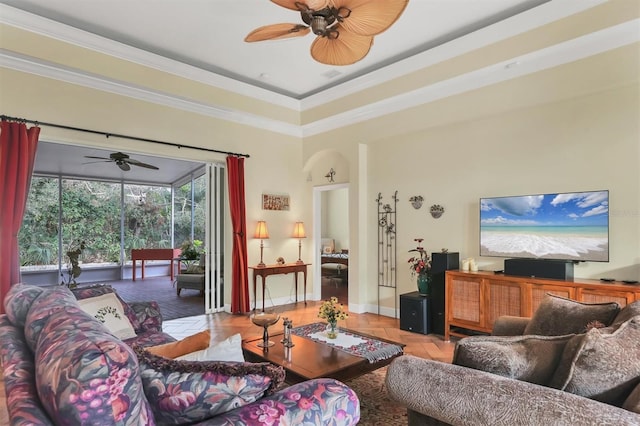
400, 292, 430, 334
430, 252, 459, 335
504, 258, 574, 280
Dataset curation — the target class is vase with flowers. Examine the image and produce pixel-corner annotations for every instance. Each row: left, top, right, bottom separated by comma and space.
318, 296, 348, 339
408, 238, 432, 296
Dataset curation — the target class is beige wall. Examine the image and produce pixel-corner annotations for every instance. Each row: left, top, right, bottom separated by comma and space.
2, 67, 638, 315
0, 68, 311, 311
372, 84, 639, 307
2, 31, 638, 316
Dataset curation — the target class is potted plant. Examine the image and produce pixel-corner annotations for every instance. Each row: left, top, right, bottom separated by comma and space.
60, 240, 86, 289
180, 239, 204, 261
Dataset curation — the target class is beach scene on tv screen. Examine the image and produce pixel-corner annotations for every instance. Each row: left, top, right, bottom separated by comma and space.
480, 191, 609, 261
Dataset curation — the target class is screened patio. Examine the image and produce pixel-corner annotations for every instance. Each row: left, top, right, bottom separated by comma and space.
20, 140, 225, 319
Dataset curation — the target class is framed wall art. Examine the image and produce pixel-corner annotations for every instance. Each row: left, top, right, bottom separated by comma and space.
262, 193, 290, 211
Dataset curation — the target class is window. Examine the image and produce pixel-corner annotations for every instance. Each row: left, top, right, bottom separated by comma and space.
62, 179, 121, 264
124, 184, 172, 258
19, 176, 59, 268
173, 171, 206, 247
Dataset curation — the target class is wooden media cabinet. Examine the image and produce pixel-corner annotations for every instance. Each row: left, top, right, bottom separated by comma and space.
444, 270, 640, 341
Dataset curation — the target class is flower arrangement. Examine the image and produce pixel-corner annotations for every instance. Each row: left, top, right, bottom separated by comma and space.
408, 238, 432, 277
318, 296, 348, 324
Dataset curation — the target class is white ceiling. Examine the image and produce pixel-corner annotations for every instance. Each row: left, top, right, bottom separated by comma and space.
3, 0, 633, 183
2, 0, 550, 99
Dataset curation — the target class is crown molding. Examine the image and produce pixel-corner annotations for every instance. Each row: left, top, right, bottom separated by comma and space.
1, 2, 635, 139
0, 3, 300, 111
301, 19, 640, 137
0, 49, 303, 137
1, 1, 605, 112
300, 0, 608, 110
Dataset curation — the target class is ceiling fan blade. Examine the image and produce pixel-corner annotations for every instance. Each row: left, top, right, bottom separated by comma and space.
84, 155, 111, 160
310, 27, 373, 65
126, 159, 160, 170
271, 0, 329, 11
117, 162, 131, 171
245, 23, 310, 42
330, 0, 408, 36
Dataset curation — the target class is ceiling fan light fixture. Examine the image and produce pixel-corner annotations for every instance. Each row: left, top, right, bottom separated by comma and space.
311, 16, 327, 35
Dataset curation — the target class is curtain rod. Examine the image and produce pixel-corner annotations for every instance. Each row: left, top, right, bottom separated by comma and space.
0, 114, 250, 158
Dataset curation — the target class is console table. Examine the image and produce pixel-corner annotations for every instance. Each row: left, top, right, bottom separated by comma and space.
445, 270, 640, 341
249, 263, 310, 311
131, 248, 181, 281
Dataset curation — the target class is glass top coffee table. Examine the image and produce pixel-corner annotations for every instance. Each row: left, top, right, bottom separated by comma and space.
242, 325, 405, 384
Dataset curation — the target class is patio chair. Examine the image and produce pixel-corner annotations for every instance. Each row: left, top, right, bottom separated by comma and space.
176, 254, 205, 296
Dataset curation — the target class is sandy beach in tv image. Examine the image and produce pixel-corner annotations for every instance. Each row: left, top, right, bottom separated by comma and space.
480, 191, 609, 262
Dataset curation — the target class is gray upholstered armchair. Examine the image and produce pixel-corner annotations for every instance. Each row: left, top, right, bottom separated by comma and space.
386, 296, 640, 425
176, 254, 205, 296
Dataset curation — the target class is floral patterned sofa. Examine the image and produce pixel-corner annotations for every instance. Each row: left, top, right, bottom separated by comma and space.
0, 283, 360, 425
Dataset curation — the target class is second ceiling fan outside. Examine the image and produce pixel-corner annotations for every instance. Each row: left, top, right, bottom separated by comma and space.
84, 152, 159, 172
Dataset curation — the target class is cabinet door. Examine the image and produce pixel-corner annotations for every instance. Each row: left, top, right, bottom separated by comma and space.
448, 277, 483, 328
487, 279, 524, 329
578, 288, 635, 307
530, 284, 575, 315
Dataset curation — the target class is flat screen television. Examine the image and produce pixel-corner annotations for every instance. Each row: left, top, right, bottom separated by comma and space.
480, 190, 609, 262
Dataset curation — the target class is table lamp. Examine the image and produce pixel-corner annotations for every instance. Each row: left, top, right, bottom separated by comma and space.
292, 221, 306, 265
254, 220, 269, 267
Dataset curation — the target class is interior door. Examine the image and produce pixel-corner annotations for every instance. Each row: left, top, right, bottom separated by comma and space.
313, 183, 349, 305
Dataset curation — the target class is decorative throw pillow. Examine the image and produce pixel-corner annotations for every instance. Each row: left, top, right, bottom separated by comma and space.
147, 330, 211, 359
71, 284, 142, 332
77, 293, 137, 340
550, 316, 640, 406
453, 334, 575, 385
523, 294, 619, 336
176, 333, 245, 363
134, 345, 285, 424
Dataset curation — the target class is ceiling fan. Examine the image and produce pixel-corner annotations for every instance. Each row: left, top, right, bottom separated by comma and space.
84, 152, 159, 171
245, 0, 409, 66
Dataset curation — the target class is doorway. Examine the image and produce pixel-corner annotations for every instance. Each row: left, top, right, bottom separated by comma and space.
313, 184, 349, 305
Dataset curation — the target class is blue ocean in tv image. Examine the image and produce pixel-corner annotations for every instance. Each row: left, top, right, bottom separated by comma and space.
480, 191, 609, 261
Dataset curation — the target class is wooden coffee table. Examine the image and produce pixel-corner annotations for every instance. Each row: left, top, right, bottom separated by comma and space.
242, 329, 405, 384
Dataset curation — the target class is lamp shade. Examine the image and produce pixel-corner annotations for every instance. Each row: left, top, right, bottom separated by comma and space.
292, 222, 306, 239
254, 221, 269, 239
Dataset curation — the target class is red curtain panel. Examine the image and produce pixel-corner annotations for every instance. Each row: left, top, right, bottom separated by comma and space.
0, 121, 40, 313
226, 156, 250, 313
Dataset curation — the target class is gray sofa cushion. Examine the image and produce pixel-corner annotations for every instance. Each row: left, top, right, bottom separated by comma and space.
550, 315, 640, 406
453, 334, 574, 385
611, 301, 640, 328
524, 294, 619, 336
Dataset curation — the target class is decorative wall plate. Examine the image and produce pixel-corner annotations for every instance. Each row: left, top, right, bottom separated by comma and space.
430, 204, 445, 218
409, 195, 423, 209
